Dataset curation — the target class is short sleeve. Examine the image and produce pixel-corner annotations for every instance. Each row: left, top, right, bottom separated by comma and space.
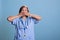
31, 17, 40, 24
10, 18, 17, 25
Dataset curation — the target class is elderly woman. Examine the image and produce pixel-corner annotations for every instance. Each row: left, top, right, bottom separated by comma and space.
7, 5, 41, 40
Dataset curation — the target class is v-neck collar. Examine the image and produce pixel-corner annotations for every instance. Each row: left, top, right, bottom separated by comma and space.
19, 16, 31, 22
19, 16, 28, 22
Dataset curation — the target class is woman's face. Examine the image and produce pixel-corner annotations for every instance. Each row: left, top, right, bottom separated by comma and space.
21, 7, 28, 15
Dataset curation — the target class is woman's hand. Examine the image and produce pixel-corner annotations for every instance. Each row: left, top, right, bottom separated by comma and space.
18, 13, 23, 17
19, 12, 30, 17
24, 13, 30, 16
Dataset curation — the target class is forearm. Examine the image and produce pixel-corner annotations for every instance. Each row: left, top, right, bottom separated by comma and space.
30, 14, 41, 21
7, 15, 22, 22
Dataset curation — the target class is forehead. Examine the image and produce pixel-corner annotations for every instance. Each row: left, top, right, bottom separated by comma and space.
22, 7, 27, 9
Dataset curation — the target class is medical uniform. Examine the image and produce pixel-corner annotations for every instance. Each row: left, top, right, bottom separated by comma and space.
11, 16, 39, 40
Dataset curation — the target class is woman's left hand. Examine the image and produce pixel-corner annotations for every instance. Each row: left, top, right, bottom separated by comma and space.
24, 13, 30, 16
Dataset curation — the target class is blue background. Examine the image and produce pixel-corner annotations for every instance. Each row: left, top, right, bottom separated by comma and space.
0, 0, 60, 40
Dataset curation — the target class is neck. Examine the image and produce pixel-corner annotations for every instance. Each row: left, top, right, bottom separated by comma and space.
22, 16, 26, 20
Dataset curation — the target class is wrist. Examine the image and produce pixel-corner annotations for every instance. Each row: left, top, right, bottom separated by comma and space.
17, 14, 22, 18
29, 14, 32, 17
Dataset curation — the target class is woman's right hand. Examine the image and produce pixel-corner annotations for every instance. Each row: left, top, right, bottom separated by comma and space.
18, 13, 23, 17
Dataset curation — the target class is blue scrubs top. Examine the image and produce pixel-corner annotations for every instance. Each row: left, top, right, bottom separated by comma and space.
11, 16, 40, 40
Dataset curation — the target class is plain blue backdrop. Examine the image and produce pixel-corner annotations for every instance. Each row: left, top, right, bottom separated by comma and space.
0, 0, 60, 40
